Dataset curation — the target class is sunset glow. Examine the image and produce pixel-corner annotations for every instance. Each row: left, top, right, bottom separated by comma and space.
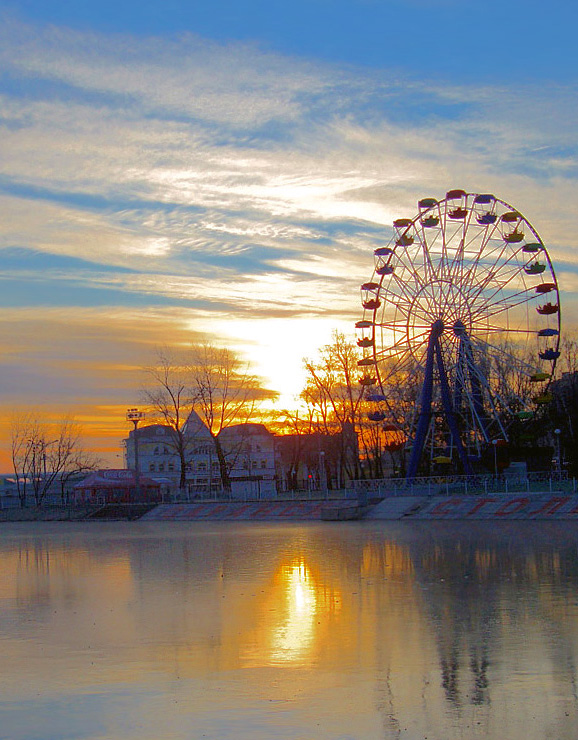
0, 2, 577, 469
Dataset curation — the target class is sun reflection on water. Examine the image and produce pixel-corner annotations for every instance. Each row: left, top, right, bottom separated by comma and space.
270, 560, 318, 664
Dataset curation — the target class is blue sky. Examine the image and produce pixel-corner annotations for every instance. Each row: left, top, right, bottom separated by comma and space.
0, 0, 577, 463
5, 0, 576, 83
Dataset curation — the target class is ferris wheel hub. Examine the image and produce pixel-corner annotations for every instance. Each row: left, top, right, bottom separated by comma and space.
431, 318, 445, 339
453, 320, 467, 337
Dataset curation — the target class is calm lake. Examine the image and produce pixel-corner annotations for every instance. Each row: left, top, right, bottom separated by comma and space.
1, 521, 577, 740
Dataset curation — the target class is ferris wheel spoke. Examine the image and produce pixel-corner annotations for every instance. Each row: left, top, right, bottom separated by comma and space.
379, 270, 420, 306
439, 200, 457, 277
380, 341, 431, 377
470, 292, 542, 325
378, 300, 413, 324
389, 250, 430, 294
470, 335, 540, 375
376, 318, 416, 331
381, 276, 419, 310
444, 207, 479, 283
377, 331, 431, 363
475, 324, 544, 336
462, 259, 520, 300
449, 224, 500, 289
457, 220, 507, 288
414, 226, 438, 284
466, 245, 535, 304
458, 384, 492, 444
468, 285, 537, 323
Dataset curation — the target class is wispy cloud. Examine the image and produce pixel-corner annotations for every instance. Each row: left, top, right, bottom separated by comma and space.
0, 15, 576, 463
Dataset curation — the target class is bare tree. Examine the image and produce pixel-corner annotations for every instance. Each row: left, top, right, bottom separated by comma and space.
142, 348, 196, 489
11, 414, 99, 507
187, 343, 276, 494
302, 331, 365, 482
273, 408, 323, 491
58, 443, 101, 505
142, 344, 276, 494
10, 412, 38, 508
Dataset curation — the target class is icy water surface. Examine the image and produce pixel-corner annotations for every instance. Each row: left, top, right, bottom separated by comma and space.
0, 521, 577, 740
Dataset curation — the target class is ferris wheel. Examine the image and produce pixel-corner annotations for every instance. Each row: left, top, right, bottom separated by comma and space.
356, 190, 561, 478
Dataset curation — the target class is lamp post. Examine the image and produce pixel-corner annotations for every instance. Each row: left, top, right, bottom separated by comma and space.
42, 439, 58, 494
491, 439, 499, 478
554, 428, 561, 475
319, 449, 328, 499
126, 408, 145, 500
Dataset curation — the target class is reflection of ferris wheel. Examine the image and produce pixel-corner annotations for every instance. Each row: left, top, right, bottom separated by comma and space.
356, 190, 561, 478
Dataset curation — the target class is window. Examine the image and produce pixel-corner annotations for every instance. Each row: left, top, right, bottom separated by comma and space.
158, 463, 165, 472
260, 460, 266, 469
198, 462, 207, 471
252, 460, 257, 469
149, 463, 156, 472
163, 446, 169, 455
168, 463, 175, 472
154, 446, 159, 455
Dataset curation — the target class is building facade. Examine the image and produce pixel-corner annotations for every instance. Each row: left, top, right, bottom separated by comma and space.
124, 414, 278, 497
218, 423, 277, 498
124, 411, 222, 496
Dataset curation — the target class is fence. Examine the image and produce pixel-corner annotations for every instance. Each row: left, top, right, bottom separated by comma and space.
164, 487, 354, 503
353, 471, 576, 500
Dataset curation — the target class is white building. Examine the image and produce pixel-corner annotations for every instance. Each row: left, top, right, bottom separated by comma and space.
124, 414, 278, 497
124, 410, 221, 496
218, 423, 277, 499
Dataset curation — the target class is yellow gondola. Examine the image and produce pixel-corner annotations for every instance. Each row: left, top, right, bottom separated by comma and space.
530, 372, 550, 382
359, 375, 377, 386
504, 228, 524, 243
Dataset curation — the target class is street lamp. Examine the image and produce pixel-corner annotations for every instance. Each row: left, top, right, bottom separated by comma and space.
319, 449, 328, 499
126, 408, 145, 500
42, 439, 59, 484
491, 439, 499, 478
554, 428, 561, 475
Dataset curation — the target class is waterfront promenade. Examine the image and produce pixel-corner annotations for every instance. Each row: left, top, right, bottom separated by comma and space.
3, 488, 578, 521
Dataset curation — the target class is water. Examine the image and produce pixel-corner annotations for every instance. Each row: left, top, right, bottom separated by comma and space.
0, 521, 577, 740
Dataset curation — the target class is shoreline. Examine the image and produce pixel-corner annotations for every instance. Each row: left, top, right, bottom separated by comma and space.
2, 491, 578, 522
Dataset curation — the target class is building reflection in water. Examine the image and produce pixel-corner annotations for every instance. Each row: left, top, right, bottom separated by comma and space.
0, 522, 577, 740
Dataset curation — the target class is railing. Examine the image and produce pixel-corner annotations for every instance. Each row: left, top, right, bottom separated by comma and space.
164, 487, 354, 503
353, 471, 575, 499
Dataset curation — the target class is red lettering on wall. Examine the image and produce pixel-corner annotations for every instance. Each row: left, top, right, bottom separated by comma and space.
495, 498, 529, 516
532, 497, 571, 516
467, 498, 497, 516
431, 499, 461, 516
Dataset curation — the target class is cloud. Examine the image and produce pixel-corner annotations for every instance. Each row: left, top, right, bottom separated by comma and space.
0, 16, 577, 465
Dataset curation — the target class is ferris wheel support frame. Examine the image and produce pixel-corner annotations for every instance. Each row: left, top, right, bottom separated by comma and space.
407, 319, 473, 480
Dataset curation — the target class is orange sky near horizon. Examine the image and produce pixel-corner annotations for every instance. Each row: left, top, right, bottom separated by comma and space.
2, 16, 578, 475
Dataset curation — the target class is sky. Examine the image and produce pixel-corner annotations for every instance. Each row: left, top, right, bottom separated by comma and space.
1, 0, 577, 468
